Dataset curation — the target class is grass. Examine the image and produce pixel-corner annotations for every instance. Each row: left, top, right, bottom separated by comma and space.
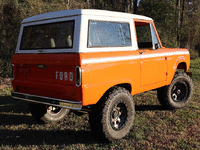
0, 59, 200, 149
0, 78, 12, 96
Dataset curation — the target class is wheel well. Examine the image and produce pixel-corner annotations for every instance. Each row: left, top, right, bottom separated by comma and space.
177, 62, 187, 72
116, 83, 132, 93
94, 83, 132, 108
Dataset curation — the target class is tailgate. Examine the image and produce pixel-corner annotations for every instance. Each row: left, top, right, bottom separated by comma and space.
11, 54, 78, 101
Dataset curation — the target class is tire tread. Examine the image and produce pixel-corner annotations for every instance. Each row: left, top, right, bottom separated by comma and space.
157, 71, 193, 109
89, 86, 135, 142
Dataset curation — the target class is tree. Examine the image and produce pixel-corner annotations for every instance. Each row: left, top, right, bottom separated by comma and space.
184, 0, 200, 51
133, 0, 138, 13
138, 0, 178, 47
176, 0, 186, 47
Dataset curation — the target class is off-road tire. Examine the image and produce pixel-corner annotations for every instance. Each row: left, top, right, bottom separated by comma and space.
89, 86, 135, 142
29, 103, 70, 124
157, 71, 193, 109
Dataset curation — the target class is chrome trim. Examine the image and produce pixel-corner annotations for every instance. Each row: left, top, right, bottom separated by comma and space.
11, 64, 14, 80
75, 66, 81, 87
11, 92, 82, 110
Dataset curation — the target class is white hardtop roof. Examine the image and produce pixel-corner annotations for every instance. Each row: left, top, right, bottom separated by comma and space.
22, 9, 153, 24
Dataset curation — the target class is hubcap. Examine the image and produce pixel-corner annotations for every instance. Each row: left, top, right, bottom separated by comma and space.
47, 106, 61, 114
171, 81, 188, 102
110, 101, 128, 131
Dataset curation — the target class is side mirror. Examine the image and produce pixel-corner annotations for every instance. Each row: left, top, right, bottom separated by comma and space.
155, 43, 159, 50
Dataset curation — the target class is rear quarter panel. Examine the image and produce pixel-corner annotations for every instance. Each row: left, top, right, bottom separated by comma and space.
80, 51, 140, 106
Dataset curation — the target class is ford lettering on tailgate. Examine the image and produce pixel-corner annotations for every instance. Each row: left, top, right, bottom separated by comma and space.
56, 71, 73, 81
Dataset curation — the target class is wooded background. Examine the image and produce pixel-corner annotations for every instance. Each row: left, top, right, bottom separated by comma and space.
0, 0, 200, 77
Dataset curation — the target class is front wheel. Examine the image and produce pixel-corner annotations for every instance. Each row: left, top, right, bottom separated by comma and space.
89, 87, 135, 142
29, 103, 70, 124
157, 72, 193, 109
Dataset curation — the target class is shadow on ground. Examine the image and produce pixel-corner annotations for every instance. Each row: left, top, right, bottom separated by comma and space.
135, 104, 168, 111
0, 96, 34, 125
0, 95, 170, 146
0, 128, 97, 146
0, 96, 30, 113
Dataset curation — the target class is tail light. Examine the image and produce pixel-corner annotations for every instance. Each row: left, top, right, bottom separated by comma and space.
75, 66, 81, 87
11, 64, 14, 80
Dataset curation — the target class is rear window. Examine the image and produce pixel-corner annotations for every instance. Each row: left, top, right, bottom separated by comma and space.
88, 21, 131, 47
20, 20, 74, 50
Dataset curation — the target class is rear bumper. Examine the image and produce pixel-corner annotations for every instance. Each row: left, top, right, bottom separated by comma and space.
11, 92, 82, 111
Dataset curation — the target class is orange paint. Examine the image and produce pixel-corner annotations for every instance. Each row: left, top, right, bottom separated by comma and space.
79, 48, 190, 106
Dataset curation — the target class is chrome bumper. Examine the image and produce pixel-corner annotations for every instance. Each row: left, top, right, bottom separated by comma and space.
11, 92, 82, 111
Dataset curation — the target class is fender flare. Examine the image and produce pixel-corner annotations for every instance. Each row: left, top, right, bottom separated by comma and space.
94, 82, 132, 106
169, 58, 187, 83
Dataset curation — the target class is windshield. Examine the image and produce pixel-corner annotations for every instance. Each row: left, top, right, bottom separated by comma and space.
20, 20, 74, 50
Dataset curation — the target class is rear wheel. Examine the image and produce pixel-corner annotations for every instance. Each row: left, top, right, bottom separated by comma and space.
29, 103, 70, 124
157, 72, 193, 109
89, 86, 135, 142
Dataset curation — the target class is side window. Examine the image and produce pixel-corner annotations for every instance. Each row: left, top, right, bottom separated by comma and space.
88, 21, 131, 47
135, 22, 152, 49
135, 21, 160, 50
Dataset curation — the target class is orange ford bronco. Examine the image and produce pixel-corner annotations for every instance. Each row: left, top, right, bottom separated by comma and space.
11, 9, 193, 141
